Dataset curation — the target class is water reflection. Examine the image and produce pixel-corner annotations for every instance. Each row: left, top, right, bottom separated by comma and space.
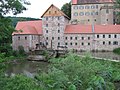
5, 60, 49, 77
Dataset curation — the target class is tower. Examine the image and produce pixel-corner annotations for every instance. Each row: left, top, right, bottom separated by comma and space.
41, 4, 70, 49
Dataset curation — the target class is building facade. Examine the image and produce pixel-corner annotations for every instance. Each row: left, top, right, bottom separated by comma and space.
71, 0, 119, 25
12, 1, 120, 52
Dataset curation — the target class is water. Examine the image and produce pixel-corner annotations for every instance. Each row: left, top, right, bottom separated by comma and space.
5, 60, 49, 78
5, 52, 120, 77
78, 52, 120, 60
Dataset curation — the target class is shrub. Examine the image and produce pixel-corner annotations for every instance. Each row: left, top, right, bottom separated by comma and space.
18, 46, 26, 56
113, 47, 120, 55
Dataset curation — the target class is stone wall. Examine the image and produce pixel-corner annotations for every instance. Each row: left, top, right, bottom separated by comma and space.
12, 35, 41, 52
64, 33, 120, 51
42, 16, 69, 49
71, 3, 115, 25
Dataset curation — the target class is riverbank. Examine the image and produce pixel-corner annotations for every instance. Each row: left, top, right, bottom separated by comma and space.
0, 52, 120, 90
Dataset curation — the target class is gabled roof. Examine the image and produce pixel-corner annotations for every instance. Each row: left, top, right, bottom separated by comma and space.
41, 4, 70, 20
12, 20, 42, 35
65, 24, 120, 34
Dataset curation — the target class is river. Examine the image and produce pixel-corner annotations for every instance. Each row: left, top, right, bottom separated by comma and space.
5, 52, 120, 77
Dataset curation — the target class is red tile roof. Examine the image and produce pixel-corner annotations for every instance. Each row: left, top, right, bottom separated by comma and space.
12, 20, 42, 35
72, 0, 77, 4
65, 24, 120, 34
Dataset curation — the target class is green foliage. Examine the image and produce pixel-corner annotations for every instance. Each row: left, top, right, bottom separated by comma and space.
61, 2, 71, 18
0, 0, 30, 15
0, 0, 30, 55
18, 46, 26, 56
0, 75, 40, 90
0, 53, 120, 89
113, 47, 120, 55
46, 53, 120, 89
8, 17, 40, 27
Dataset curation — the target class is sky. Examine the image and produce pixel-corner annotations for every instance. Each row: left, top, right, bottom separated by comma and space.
13, 0, 71, 19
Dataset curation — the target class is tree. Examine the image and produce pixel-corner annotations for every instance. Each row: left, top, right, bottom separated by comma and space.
114, 0, 120, 24
0, 0, 30, 54
61, 2, 71, 19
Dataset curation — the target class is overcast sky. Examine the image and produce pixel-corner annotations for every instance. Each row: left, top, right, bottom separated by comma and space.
13, 0, 71, 18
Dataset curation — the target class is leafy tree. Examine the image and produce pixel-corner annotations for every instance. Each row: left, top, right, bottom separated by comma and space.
61, 2, 71, 18
0, 0, 30, 54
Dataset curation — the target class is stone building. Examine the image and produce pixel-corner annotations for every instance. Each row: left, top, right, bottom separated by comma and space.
12, 2, 120, 52
41, 4, 70, 49
12, 20, 43, 52
71, 0, 119, 25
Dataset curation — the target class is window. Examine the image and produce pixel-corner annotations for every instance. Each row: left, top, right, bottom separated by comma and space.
79, 6, 84, 9
97, 35, 99, 38
106, 19, 108, 21
65, 37, 67, 40
75, 43, 77, 45
96, 5, 98, 9
82, 37, 84, 40
58, 17, 60, 20
65, 43, 68, 45
58, 30, 60, 33
74, 12, 78, 16
55, 11, 57, 14
75, 37, 77, 40
85, 12, 90, 16
114, 34, 117, 38
106, 9, 109, 14
58, 37, 60, 40
46, 30, 48, 33
88, 19, 90, 22
74, 6, 78, 9
82, 42, 84, 45
85, 6, 90, 9
109, 35, 111, 38
94, 19, 96, 21
103, 41, 105, 45
58, 42, 60, 46
103, 35, 105, 38
96, 12, 98, 15
49, 11, 51, 14
91, 5, 95, 9
52, 37, 54, 40
25, 37, 27, 40
88, 37, 90, 40
70, 42, 72, 45
46, 42, 48, 45
46, 37, 48, 40
70, 37, 72, 40
113, 41, 118, 45
58, 23, 60, 26
79, 12, 84, 16
18, 37, 20, 40
46, 24, 48, 27
109, 41, 111, 45
88, 43, 90, 45
46, 17, 48, 21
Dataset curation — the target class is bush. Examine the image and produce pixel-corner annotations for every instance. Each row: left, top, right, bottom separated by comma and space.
18, 46, 26, 56
113, 47, 120, 55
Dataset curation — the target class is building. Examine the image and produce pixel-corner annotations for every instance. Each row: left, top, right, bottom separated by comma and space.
12, 1, 120, 52
71, 0, 119, 25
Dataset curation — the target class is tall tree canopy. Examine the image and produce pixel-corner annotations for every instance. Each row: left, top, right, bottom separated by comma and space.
61, 2, 71, 19
0, 0, 30, 53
